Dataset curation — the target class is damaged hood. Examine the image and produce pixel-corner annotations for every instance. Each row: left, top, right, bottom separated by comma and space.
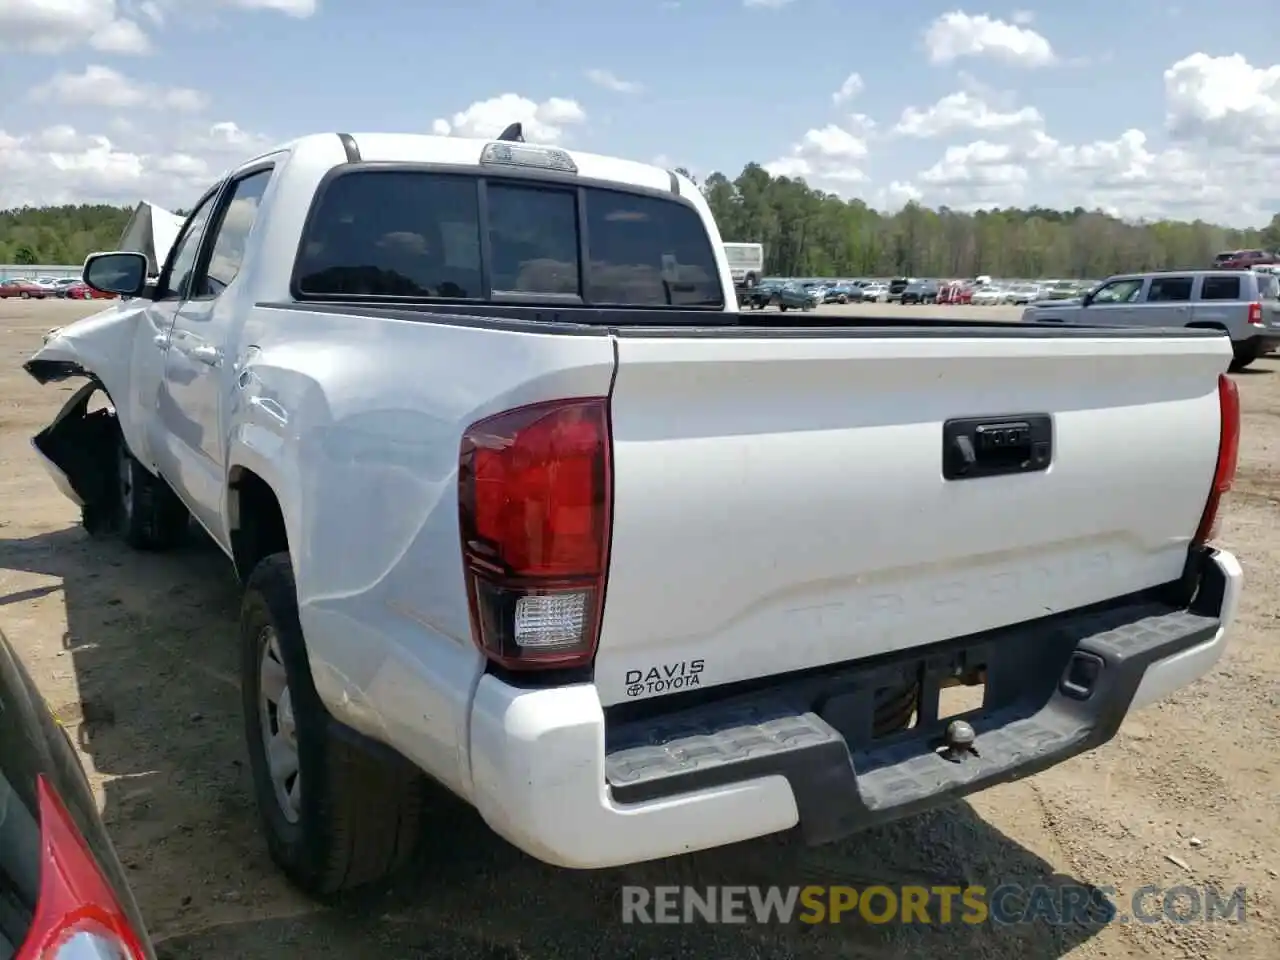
117, 200, 184, 276
25, 299, 148, 391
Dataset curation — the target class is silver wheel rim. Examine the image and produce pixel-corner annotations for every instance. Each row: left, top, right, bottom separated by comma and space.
258, 627, 301, 823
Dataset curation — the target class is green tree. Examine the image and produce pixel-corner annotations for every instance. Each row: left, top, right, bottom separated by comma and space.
696, 167, 1274, 279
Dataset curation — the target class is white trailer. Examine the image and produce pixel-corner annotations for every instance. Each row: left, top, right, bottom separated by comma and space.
723, 242, 764, 289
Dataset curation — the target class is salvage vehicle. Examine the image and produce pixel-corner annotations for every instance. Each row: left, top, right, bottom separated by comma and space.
886, 276, 913, 302
824, 283, 857, 304
0, 279, 49, 299
23, 127, 1244, 900
900, 279, 939, 304
0, 626, 156, 958
1022, 269, 1280, 370
738, 280, 779, 309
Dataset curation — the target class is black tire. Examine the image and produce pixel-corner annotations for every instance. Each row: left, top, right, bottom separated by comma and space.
779, 304, 789, 312
113, 441, 189, 550
1230, 342, 1259, 371
241, 553, 429, 898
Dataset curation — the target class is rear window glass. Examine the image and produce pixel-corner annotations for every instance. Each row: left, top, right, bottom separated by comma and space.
1258, 274, 1280, 300
1201, 276, 1241, 300
294, 171, 723, 307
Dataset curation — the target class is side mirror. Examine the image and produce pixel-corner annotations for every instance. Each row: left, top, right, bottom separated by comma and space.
83, 251, 149, 298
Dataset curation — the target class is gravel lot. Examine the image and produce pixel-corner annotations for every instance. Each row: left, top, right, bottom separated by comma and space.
1, 299, 1276, 959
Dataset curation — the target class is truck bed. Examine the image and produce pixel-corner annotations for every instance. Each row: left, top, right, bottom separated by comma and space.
259, 300, 1224, 337
256, 300, 1229, 709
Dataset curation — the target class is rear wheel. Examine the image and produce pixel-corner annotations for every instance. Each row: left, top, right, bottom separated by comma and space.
241, 553, 431, 898
1230, 341, 1259, 371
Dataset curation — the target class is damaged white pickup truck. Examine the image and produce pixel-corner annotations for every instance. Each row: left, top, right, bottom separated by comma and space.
25, 129, 1244, 898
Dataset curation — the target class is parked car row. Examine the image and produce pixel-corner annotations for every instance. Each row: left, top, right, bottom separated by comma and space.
0, 277, 116, 300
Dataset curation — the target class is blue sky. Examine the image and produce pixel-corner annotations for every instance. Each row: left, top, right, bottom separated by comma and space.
2, 0, 1279, 225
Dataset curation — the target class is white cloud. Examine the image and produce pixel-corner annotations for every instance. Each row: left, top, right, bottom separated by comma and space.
431, 93, 586, 144
874, 180, 925, 212
910, 122, 1279, 225
224, 0, 317, 14
832, 73, 863, 105
31, 66, 209, 112
755, 49, 1280, 225
894, 91, 1044, 138
1163, 52, 1280, 152
765, 123, 869, 184
0, 120, 277, 211
0, 0, 149, 54
1010, 9, 1034, 24
923, 11, 1055, 67
0, 0, 316, 54
586, 69, 643, 94
141, 0, 318, 21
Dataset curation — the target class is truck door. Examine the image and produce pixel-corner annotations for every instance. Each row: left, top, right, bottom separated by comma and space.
157, 165, 274, 545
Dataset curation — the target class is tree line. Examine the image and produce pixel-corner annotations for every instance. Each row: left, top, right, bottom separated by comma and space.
691, 164, 1280, 280
4, 165, 1279, 279
0, 204, 135, 266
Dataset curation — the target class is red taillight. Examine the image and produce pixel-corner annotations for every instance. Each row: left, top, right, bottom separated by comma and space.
1247, 301, 1263, 326
16, 777, 146, 960
1193, 374, 1240, 547
458, 397, 612, 670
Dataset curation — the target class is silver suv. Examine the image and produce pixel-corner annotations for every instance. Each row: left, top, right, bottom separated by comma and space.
1022, 269, 1280, 370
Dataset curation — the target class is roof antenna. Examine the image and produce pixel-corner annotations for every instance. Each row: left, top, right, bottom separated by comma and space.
497, 122, 524, 143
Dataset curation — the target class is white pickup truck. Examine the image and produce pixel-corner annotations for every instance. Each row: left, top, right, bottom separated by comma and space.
25, 129, 1244, 899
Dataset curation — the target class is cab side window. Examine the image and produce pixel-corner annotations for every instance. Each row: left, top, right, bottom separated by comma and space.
191, 169, 273, 298
1091, 278, 1144, 304
1146, 277, 1193, 302
161, 195, 217, 299
1201, 276, 1241, 301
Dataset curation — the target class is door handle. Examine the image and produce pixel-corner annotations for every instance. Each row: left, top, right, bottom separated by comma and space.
943, 415, 1053, 480
189, 344, 222, 366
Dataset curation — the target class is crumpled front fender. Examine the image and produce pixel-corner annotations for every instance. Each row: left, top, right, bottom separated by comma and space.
24, 300, 141, 396
24, 299, 157, 479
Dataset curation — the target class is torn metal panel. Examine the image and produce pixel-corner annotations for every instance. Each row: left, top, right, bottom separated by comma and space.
30, 379, 118, 518
24, 299, 161, 494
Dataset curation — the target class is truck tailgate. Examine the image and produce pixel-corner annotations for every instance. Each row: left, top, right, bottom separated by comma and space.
594, 329, 1229, 705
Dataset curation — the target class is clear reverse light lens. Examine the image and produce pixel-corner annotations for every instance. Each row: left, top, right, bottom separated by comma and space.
513, 592, 589, 648
480, 142, 578, 174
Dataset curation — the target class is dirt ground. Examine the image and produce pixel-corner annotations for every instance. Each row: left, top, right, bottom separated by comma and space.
0, 298, 1276, 960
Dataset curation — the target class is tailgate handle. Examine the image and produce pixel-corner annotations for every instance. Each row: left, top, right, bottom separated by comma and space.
943, 414, 1052, 480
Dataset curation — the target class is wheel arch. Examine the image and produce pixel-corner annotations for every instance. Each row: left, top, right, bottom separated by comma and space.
227, 463, 291, 585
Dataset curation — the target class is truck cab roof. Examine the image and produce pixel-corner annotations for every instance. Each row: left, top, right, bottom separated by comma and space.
249, 132, 689, 198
